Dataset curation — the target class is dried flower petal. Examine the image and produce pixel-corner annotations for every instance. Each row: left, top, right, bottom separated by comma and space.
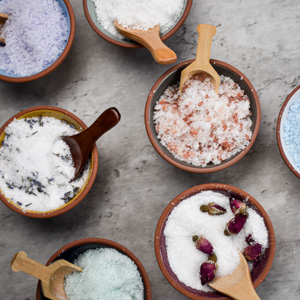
200, 202, 226, 215
243, 243, 262, 261
246, 234, 255, 245
200, 261, 217, 285
230, 198, 248, 215
224, 213, 248, 236
193, 235, 214, 255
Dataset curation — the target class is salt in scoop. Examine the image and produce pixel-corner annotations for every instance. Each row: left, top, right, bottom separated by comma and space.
114, 21, 177, 65
63, 107, 121, 180
180, 24, 220, 93
11, 251, 82, 300
209, 252, 261, 300
0, 13, 8, 45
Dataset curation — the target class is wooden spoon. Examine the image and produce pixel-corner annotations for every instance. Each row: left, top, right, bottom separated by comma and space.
11, 251, 82, 300
114, 21, 177, 65
179, 24, 220, 93
0, 13, 9, 45
209, 252, 261, 300
63, 107, 121, 180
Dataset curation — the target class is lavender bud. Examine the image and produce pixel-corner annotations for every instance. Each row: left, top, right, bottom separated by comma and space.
224, 213, 248, 236
200, 203, 226, 216
200, 261, 217, 285
243, 243, 262, 261
193, 235, 214, 255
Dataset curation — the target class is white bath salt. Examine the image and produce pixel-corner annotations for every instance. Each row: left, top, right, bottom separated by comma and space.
154, 74, 253, 166
92, 0, 186, 39
0, 117, 90, 212
164, 191, 268, 292
64, 248, 144, 300
0, 0, 69, 76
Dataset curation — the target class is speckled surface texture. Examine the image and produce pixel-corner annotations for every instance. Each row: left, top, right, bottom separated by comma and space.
0, 0, 299, 299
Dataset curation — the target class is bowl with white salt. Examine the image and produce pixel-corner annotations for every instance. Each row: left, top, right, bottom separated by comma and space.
155, 183, 275, 300
145, 59, 261, 173
0, 0, 75, 82
36, 238, 152, 300
0, 106, 98, 218
277, 85, 300, 179
83, 0, 193, 48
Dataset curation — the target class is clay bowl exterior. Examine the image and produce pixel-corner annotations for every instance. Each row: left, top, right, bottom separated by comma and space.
277, 85, 300, 179
36, 238, 152, 299
145, 59, 261, 173
0, 0, 75, 83
83, 0, 193, 48
0, 106, 98, 218
155, 183, 275, 300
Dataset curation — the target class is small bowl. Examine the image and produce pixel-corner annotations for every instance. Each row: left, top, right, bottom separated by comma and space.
0, 0, 75, 83
0, 106, 98, 218
145, 59, 261, 173
277, 85, 300, 178
155, 183, 275, 300
83, 0, 193, 48
36, 238, 152, 299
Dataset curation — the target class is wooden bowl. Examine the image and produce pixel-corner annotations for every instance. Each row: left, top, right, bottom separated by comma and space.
0, 0, 75, 83
36, 238, 152, 299
83, 0, 193, 48
0, 106, 98, 218
155, 183, 275, 300
145, 59, 261, 173
276, 85, 300, 178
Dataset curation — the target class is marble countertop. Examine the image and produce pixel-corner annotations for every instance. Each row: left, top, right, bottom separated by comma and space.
0, 0, 299, 299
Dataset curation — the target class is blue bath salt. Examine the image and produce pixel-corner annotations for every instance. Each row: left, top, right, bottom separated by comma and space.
283, 95, 300, 169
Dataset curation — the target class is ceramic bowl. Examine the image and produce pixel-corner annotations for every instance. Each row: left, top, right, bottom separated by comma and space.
0, 0, 75, 83
83, 0, 193, 48
277, 85, 300, 178
36, 238, 152, 299
145, 59, 261, 173
0, 106, 98, 218
155, 183, 275, 300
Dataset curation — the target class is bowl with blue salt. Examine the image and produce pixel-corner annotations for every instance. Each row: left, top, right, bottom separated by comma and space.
36, 238, 152, 300
277, 85, 300, 179
0, 0, 75, 82
0, 106, 98, 218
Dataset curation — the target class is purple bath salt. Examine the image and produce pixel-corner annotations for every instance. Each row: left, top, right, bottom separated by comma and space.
0, 0, 69, 77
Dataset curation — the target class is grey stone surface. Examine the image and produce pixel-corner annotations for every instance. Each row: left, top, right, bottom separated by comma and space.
0, 0, 299, 299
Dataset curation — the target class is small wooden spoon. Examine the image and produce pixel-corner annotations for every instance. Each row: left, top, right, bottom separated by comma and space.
114, 21, 177, 65
209, 252, 261, 300
63, 107, 121, 180
179, 24, 220, 93
0, 13, 9, 45
11, 251, 82, 300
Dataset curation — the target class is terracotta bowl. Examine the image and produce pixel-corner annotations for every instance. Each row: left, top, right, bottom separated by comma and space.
155, 183, 275, 300
83, 0, 193, 48
277, 85, 300, 179
36, 238, 152, 299
0, 0, 75, 83
145, 59, 261, 173
0, 106, 98, 218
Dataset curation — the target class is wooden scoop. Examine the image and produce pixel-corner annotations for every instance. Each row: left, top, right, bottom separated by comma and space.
11, 251, 82, 300
114, 21, 177, 65
209, 252, 261, 300
0, 13, 9, 45
63, 107, 121, 180
179, 24, 220, 93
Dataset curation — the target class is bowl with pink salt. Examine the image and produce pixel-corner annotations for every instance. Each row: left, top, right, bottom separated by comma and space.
0, 106, 98, 218
145, 59, 261, 173
155, 183, 275, 300
36, 238, 152, 300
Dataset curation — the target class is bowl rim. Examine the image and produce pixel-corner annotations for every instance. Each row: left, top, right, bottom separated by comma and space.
276, 84, 300, 179
0, 0, 76, 83
35, 237, 152, 299
145, 59, 261, 173
154, 183, 276, 300
0, 105, 99, 218
83, 0, 193, 48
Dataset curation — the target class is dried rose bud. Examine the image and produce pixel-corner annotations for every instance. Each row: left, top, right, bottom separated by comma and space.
230, 198, 248, 215
200, 203, 226, 216
243, 243, 262, 261
200, 261, 217, 285
193, 235, 214, 255
246, 234, 255, 245
224, 213, 248, 236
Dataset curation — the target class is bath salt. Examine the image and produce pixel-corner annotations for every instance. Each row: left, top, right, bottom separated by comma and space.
64, 248, 144, 300
0, 0, 69, 76
92, 0, 186, 39
154, 74, 253, 166
0, 117, 90, 212
164, 191, 268, 292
